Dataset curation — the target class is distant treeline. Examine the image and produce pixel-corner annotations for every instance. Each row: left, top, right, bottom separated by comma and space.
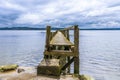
0, 27, 64, 30
80, 28, 120, 30
0, 27, 120, 30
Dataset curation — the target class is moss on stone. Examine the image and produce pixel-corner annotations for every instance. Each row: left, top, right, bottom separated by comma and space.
0, 64, 18, 72
79, 75, 94, 80
71, 74, 94, 80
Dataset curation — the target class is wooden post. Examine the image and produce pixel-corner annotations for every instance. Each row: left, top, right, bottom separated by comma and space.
60, 30, 66, 37
50, 32, 53, 41
67, 57, 70, 73
74, 25, 79, 74
66, 30, 70, 73
66, 30, 69, 40
46, 26, 51, 51
44, 26, 51, 59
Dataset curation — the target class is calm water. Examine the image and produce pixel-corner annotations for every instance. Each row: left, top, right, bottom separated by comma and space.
0, 30, 120, 80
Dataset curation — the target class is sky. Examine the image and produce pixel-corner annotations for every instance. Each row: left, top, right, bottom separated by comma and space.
0, 0, 120, 28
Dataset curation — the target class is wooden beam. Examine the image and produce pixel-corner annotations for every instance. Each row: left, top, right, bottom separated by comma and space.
44, 26, 51, 59
74, 25, 79, 74
61, 57, 74, 71
66, 30, 69, 40
44, 50, 77, 57
62, 26, 74, 30
45, 26, 51, 51
67, 56, 70, 73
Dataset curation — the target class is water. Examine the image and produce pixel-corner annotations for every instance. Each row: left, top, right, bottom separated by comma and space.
0, 30, 120, 80
0, 30, 45, 66
80, 30, 120, 80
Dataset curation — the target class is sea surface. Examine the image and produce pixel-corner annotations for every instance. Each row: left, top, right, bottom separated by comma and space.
0, 30, 120, 80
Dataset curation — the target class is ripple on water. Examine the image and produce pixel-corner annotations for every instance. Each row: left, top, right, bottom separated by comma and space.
0, 30, 120, 80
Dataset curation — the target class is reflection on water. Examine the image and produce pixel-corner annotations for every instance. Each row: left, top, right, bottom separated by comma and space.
0, 30, 120, 80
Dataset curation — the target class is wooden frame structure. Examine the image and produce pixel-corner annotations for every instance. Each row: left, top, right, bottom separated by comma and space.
37, 25, 79, 76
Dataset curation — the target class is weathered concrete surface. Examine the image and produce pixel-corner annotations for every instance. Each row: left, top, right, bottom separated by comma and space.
0, 67, 36, 80
0, 66, 94, 80
37, 59, 61, 76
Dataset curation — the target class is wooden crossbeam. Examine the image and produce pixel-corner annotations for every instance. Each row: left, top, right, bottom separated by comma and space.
62, 26, 74, 30
61, 57, 74, 70
44, 51, 77, 57
67, 56, 70, 73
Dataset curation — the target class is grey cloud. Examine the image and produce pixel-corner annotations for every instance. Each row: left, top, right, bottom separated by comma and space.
0, 0, 120, 28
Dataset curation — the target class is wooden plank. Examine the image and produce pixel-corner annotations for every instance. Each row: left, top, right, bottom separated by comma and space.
74, 25, 79, 74
50, 31, 73, 46
44, 51, 77, 57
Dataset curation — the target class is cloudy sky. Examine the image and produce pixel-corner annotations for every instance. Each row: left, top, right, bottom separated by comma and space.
0, 0, 120, 28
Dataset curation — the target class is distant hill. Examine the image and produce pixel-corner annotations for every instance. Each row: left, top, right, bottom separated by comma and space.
0, 27, 45, 30
80, 28, 120, 30
0, 27, 120, 30
0, 27, 64, 30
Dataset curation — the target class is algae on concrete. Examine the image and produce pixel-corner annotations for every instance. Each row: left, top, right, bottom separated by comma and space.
0, 64, 18, 72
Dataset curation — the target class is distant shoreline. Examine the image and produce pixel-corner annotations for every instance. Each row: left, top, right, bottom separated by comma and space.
0, 27, 120, 30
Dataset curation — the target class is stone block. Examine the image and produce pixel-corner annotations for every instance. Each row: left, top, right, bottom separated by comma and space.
37, 59, 61, 76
